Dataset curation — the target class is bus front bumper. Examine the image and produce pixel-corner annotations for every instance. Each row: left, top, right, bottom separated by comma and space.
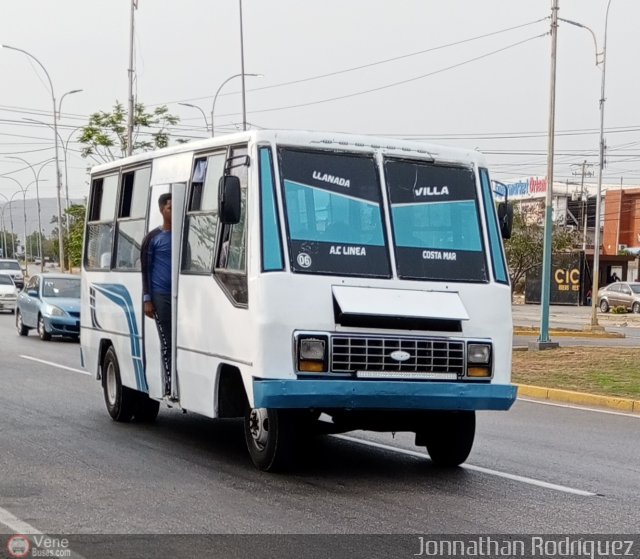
253, 380, 517, 411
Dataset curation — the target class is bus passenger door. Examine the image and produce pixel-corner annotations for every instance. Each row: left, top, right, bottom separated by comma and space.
143, 183, 185, 400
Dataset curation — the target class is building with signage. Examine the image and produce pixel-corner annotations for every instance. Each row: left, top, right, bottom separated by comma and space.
499, 176, 640, 302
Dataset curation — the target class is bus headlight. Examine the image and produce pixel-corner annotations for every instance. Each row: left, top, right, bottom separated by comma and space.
467, 343, 492, 378
297, 337, 327, 372
467, 343, 491, 364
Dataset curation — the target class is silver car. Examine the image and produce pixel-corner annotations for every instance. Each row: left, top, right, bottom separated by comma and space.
0, 274, 18, 313
0, 259, 24, 290
597, 281, 640, 313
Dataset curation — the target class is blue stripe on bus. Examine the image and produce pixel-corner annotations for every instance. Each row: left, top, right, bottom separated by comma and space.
253, 379, 517, 410
91, 283, 148, 393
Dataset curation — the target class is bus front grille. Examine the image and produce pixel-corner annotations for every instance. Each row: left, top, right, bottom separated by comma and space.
331, 336, 464, 376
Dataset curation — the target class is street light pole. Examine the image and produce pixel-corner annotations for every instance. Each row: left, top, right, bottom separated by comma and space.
536, 0, 560, 349
211, 73, 262, 137
0, 194, 10, 258
589, 0, 613, 328
1, 44, 68, 272
178, 103, 210, 134
7, 157, 55, 273
24, 116, 82, 214
559, 3, 613, 328
127, 0, 138, 156
238, 0, 247, 131
57, 90, 83, 212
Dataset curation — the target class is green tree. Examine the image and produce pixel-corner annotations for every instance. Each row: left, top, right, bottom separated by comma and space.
0, 231, 19, 258
505, 203, 578, 292
65, 204, 86, 268
78, 101, 180, 162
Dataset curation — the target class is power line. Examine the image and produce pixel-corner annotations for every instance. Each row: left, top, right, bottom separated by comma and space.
150, 17, 549, 107
216, 33, 549, 117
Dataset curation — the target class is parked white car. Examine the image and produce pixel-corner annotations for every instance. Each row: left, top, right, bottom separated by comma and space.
0, 274, 18, 313
0, 259, 24, 290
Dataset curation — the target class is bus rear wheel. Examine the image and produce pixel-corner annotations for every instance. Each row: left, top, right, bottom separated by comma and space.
102, 347, 137, 422
418, 411, 475, 467
244, 407, 300, 472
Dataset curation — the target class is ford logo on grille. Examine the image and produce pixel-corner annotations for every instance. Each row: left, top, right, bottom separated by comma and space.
389, 350, 411, 362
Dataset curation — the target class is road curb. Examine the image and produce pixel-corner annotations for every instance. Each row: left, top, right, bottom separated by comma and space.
517, 383, 640, 413
513, 328, 624, 339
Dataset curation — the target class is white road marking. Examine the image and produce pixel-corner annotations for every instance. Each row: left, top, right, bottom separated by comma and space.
0, 507, 87, 558
0, 506, 40, 534
335, 434, 597, 497
19, 355, 90, 375
519, 397, 640, 419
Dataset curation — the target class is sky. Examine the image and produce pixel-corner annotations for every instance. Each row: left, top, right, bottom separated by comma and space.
1, 0, 639, 207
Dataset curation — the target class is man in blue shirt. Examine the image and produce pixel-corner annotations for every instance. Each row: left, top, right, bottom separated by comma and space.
141, 193, 172, 396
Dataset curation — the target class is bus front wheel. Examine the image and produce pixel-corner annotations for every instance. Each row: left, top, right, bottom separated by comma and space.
418, 411, 476, 467
244, 407, 299, 472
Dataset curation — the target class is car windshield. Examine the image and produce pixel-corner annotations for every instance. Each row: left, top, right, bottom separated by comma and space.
279, 148, 391, 277
0, 261, 21, 270
42, 278, 81, 298
0, 275, 14, 285
384, 159, 487, 282
631, 285, 640, 294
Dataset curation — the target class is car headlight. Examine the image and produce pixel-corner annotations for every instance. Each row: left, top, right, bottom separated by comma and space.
45, 305, 66, 317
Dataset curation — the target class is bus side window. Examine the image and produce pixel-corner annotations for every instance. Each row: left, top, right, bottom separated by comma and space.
114, 167, 150, 270
214, 146, 248, 306
85, 174, 119, 270
182, 152, 225, 273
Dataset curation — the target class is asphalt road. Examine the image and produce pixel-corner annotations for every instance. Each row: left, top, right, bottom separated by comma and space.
0, 310, 639, 552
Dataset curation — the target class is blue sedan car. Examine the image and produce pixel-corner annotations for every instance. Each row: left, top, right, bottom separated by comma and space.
16, 274, 81, 341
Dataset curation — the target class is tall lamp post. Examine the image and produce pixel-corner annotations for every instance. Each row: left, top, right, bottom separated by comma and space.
211, 73, 262, 137
0, 193, 14, 258
179, 103, 210, 135
1, 44, 79, 272
559, 0, 613, 328
0, 192, 22, 258
0, 177, 41, 264
535, 0, 560, 349
7, 157, 55, 273
24, 118, 83, 213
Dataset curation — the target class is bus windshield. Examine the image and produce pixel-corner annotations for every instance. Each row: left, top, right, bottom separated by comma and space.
279, 148, 391, 277
384, 159, 487, 282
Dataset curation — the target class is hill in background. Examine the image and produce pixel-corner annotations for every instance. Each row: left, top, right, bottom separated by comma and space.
1, 197, 85, 237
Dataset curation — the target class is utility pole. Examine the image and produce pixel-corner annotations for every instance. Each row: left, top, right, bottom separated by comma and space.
239, 0, 248, 131
589, 0, 613, 330
616, 177, 623, 254
571, 160, 594, 251
534, 0, 560, 350
126, 0, 138, 156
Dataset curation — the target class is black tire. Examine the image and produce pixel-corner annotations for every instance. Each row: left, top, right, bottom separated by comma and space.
633, 302, 640, 314
16, 310, 29, 336
420, 411, 476, 467
37, 314, 52, 341
599, 299, 610, 313
102, 347, 137, 422
244, 407, 299, 472
133, 394, 160, 423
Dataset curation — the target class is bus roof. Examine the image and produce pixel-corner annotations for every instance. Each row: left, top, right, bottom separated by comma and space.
89, 129, 488, 175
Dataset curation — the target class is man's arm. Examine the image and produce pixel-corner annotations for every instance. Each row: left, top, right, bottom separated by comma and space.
140, 228, 159, 303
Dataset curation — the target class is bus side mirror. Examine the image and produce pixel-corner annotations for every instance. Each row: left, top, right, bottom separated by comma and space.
497, 203, 513, 240
219, 175, 241, 224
